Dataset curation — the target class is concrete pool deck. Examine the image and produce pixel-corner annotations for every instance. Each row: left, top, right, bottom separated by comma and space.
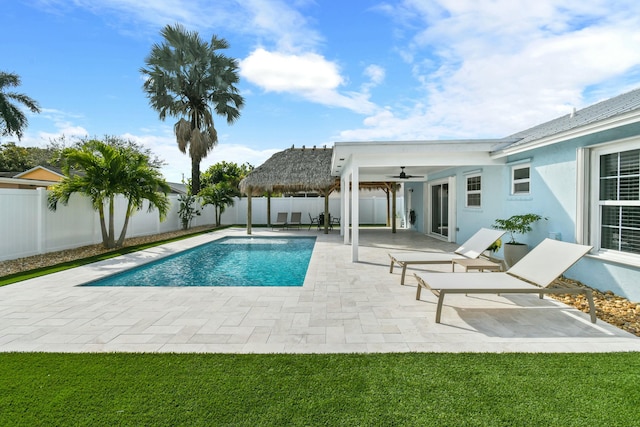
1, 227, 639, 353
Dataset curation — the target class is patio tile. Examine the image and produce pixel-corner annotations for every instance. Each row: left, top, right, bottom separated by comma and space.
0, 227, 638, 353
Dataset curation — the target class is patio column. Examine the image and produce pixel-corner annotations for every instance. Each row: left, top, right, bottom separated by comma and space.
246, 189, 252, 235
343, 173, 350, 245
351, 166, 359, 262
392, 184, 397, 233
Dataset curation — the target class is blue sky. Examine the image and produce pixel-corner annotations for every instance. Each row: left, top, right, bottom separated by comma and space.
4, 0, 640, 182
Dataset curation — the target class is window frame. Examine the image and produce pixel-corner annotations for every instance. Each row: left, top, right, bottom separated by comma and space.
465, 174, 482, 208
511, 163, 531, 195
584, 139, 640, 262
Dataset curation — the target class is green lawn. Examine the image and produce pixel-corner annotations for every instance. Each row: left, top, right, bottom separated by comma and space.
1, 352, 638, 426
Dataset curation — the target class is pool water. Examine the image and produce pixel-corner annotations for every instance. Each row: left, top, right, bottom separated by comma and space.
83, 236, 316, 287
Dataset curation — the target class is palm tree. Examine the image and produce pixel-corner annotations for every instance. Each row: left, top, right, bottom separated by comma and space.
0, 71, 41, 140
141, 24, 244, 194
48, 138, 171, 249
199, 183, 235, 226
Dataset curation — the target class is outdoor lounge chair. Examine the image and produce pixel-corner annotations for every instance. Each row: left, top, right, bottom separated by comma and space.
414, 238, 596, 324
272, 212, 288, 230
308, 213, 319, 230
289, 212, 302, 229
388, 228, 505, 285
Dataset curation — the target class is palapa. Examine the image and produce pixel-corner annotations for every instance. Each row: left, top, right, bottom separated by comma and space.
239, 146, 336, 195
240, 146, 337, 234
239, 145, 403, 234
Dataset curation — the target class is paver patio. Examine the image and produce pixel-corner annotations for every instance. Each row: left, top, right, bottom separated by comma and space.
1, 227, 638, 353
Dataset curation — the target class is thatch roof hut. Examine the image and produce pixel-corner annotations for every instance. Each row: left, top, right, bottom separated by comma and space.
240, 145, 403, 234
239, 146, 338, 234
239, 146, 336, 195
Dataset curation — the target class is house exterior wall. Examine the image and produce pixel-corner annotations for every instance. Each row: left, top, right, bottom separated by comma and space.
510, 126, 640, 302
20, 169, 61, 181
418, 166, 505, 244
413, 124, 640, 302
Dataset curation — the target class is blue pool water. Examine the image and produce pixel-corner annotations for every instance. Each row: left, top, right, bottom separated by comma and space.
83, 236, 316, 287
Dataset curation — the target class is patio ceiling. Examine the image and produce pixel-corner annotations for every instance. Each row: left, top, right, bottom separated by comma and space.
331, 139, 514, 181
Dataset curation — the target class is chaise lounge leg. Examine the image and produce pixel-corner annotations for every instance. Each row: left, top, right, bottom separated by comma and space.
584, 289, 597, 323
400, 265, 407, 285
435, 292, 445, 323
389, 260, 394, 273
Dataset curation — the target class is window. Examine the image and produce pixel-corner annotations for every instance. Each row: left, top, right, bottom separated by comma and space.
580, 140, 640, 261
511, 164, 530, 194
466, 174, 481, 207
597, 148, 640, 254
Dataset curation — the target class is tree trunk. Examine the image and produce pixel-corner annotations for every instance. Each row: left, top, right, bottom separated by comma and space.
192, 157, 201, 194
97, 201, 109, 248
106, 195, 116, 249
116, 200, 133, 248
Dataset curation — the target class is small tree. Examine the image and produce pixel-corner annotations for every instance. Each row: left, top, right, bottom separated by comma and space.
492, 213, 545, 244
201, 161, 253, 196
48, 137, 170, 249
177, 192, 201, 230
199, 183, 235, 226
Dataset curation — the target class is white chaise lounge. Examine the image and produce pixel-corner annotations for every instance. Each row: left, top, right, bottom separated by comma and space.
388, 228, 505, 285
413, 238, 596, 324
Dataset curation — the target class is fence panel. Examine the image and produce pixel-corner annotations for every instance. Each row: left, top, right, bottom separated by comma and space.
0, 189, 40, 260
0, 189, 403, 261
45, 191, 97, 252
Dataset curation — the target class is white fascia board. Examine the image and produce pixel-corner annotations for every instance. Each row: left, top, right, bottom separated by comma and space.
331, 139, 506, 176
0, 177, 56, 186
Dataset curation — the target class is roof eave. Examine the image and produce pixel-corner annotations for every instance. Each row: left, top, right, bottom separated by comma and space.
491, 109, 640, 158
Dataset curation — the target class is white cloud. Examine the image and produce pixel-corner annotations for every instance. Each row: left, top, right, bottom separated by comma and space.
339, 0, 640, 140
17, 108, 89, 147
122, 132, 278, 182
240, 48, 379, 114
240, 48, 343, 92
35, 0, 322, 48
361, 65, 385, 93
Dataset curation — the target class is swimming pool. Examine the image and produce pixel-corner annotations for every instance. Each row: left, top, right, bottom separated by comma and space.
83, 236, 316, 287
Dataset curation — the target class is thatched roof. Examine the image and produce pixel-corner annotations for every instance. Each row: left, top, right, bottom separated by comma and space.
240, 146, 337, 195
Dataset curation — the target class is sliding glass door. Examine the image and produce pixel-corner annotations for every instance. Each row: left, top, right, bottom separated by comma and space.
430, 181, 449, 237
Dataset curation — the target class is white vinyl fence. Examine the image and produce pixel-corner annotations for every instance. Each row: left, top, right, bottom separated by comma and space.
0, 188, 403, 262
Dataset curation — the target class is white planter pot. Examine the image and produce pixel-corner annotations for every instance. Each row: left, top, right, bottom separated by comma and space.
503, 243, 529, 268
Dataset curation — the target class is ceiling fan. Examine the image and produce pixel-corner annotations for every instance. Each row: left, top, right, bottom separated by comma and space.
389, 166, 424, 179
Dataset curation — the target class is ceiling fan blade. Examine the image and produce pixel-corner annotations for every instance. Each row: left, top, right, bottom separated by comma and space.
386, 167, 424, 179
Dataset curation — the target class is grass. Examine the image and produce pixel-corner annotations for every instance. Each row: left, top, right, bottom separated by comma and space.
1, 352, 638, 426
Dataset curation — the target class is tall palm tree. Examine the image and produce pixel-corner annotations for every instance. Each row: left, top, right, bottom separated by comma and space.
141, 24, 244, 194
0, 71, 41, 140
48, 139, 171, 249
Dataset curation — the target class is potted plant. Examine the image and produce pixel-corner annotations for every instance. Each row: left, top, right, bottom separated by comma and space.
492, 213, 545, 267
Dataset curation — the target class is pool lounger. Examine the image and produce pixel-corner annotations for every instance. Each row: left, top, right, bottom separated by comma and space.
414, 238, 596, 324
389, 228, 504, 285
